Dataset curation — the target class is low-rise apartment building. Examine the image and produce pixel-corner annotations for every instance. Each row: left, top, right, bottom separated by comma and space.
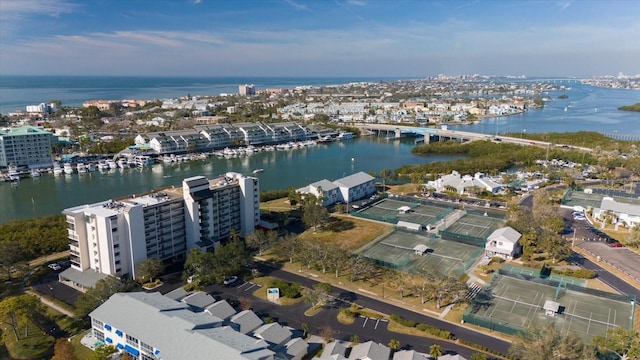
0, 126, 54, 170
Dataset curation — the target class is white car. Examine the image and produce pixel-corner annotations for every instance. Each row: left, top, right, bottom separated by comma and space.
223, 276, 239, 286
48, 263, 62, 271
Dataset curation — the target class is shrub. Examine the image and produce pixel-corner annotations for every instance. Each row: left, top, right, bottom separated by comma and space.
268, 279, 302, 298
490, 256, 505, 264
551, 268, 596, 279
389, 314, 416, 328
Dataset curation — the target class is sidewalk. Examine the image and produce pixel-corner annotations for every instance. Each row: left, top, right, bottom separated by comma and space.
26, 289, 75, 318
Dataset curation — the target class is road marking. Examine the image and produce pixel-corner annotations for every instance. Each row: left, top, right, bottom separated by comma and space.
374, 319, 380, 329
362, 317, 368, 327
236, 282, 249, 290
244, 283, 257, 292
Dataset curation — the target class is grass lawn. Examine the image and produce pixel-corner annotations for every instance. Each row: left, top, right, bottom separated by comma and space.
250, 276, 305, 306
0, 323, 54, 360
70, 329, 96, 359
299, 216, 392, 250
261, 198, 295, 212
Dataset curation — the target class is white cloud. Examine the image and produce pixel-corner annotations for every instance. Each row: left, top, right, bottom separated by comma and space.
1, 14, 639, 76
282, 0, 309, 11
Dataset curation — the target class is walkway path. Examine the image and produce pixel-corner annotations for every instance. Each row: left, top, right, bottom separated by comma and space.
26, 289, 75, 318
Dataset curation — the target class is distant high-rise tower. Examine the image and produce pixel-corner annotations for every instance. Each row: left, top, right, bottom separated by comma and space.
239, 84, 255, 96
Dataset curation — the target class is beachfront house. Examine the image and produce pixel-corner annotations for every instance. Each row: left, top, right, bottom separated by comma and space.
485, 226, 522, 260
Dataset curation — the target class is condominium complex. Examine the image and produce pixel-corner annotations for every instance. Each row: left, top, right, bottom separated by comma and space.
62, 173, 259, 284
0, 126, 54, 169
238, 84, 256, 96
89, 291, 307, 360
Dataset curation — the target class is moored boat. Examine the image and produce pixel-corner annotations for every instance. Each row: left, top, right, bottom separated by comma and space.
63, 163, 75, 175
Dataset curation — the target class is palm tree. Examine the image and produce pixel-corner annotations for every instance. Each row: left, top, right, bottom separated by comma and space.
429, 344, 442, 359
388, 339, 400, 352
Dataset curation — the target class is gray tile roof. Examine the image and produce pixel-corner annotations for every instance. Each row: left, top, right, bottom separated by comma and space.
487, 226, 521, 244
310, 179, 338, 192
333, 172, 375, 189
253, 323, 291, 346
164, 287, 188, 301
318, 341, 348, 359
348, 341, 390, 360
393, 350, 430, 360
181, 291, 217, 310
600, 197, 640, 217
205, 300, 237, 320
89, 292, 272, 360
230, 310, 264, 334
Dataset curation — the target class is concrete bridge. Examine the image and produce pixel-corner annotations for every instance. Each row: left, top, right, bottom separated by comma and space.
357, 124, 593, 152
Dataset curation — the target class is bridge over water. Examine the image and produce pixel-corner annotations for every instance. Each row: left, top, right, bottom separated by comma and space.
357, 124, 594, 152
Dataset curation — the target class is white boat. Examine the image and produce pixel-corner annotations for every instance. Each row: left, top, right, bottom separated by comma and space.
252, 168, 264, 174
8, 163, 19, 177
63, 163, 75, 175
30, 169, 41, 177
337, 132, 355, 140
117, 159, 129, 169
53, 162, 63, 176
98, 160, 110, 171
76, 162, 87, 173
87, 163, 97, 172
318, 136, 334, 143
134, 155, 154, 167
107, 159, 118, 169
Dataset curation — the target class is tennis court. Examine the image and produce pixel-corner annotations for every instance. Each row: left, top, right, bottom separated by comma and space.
354, 198, 454, 227
464, 274, 634, 341
440, 213, 503, 246
358, 230, 483, 276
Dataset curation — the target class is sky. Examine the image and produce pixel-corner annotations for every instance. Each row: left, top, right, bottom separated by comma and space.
0, 0, 639, 78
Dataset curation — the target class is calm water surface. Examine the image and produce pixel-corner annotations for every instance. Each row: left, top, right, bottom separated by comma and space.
1, 137, 462, 222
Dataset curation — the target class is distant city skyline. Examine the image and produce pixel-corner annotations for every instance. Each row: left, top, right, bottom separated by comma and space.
1, 0, 639, 77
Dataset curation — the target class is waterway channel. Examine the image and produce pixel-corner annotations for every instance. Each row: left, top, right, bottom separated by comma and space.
1, 137, 464, 222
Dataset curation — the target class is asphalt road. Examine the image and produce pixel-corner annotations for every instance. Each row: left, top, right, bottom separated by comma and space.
240, 263, 512, 356
206, 277, 499, 359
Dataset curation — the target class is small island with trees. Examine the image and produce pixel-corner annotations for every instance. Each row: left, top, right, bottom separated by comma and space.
557, 94, 569, 99
618, 103, 640, 112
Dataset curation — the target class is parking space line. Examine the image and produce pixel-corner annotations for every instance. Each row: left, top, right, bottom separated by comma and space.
236, 282, 249, 290
374, 319, 380, 329
244, 283, 258, 292
362, 317, 368, 327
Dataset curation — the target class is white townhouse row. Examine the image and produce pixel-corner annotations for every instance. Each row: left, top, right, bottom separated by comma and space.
426, 171, 503, 195
297, 172, 376, 207
318, 339, 469, 360
90, 290, 307, 360
0, 126, 54, 170
61, 173, 259, 288
134, 122, 310, 154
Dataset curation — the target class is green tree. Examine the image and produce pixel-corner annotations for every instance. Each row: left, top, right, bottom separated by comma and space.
0, 294, 44, 340
509, 322, 596, 360
350, 334, 360, 345
136, 258, 164, 283
52, 338, 78, 360
592, 327, 640, 359
246, 230, 278, 256
273, 233, 302, 264
211, 236, 250, 282
303, 282, 332, 309
0, 241, 25, 281
388, 339, 400, 352
184, 248, 216, 285
302, 199, 329, 231
75, 277, 135, 319
429, 344, 443, 358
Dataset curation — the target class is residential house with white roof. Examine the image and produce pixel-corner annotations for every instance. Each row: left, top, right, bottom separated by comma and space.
485, 226, 522, 260
427, 171, 502, 195
297, 179, 341, 207
348, 340, 390, 360
392, 350, 430, 360
593, 197, 640, 228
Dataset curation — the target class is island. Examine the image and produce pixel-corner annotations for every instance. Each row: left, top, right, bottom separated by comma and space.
618, 103, 640, 112
557, 94, 569, 99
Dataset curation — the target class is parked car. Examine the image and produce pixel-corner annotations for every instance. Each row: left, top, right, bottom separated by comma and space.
223, 276, 239, 286
610, 242, 625, 248
48, 263, 62, 271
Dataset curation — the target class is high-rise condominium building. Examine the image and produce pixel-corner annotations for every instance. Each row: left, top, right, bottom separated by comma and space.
238, 84, 256, 96
62, 173, 259, 281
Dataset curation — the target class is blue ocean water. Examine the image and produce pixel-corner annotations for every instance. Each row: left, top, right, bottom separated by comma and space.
0, 75, 401, 114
